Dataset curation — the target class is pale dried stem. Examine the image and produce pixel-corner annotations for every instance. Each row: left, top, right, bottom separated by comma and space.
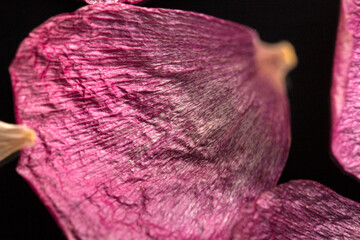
0, 121, 36, 162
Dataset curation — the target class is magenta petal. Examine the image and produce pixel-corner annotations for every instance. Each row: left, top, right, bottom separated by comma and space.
10, 3, 291, 239
331, 0, 360, 180
85, 0, 144, 4
232, 180, 360, 239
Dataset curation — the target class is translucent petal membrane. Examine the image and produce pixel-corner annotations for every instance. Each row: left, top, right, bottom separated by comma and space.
232, 180, 360, 239
10, 3, 292, 239
331, 0, 360, 180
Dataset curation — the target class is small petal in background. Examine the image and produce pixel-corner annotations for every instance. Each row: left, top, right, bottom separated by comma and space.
331, 0, 360, 181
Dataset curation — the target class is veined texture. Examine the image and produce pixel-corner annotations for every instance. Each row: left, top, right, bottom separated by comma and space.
332, 0, 360, 180
10, 3, 291, 239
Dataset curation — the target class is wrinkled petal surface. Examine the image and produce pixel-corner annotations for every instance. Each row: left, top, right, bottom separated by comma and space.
232, 180, 360, 240
10, 3, 290, 240
85, 0, 144, 4
331, 0, 360, 180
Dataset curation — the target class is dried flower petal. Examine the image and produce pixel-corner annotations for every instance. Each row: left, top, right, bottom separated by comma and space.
331, 0, 360, 180
85, 0, 144, 4
231, 180, 360, 239
10, 3, 293, 239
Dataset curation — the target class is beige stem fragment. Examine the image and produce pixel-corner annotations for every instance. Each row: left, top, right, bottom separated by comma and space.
0, 121, 36, 162
255, 39, 297, 93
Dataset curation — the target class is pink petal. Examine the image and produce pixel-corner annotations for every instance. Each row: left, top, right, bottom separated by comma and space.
232, 180, 360, 239
85, 0, 144, 4
10, 3, 292, 239
331, 0, 360, 180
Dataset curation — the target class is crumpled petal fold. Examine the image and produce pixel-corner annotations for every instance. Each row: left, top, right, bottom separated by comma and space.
331, 0, 360, 180
232, 180, 360, 240
10, 3, 290, 239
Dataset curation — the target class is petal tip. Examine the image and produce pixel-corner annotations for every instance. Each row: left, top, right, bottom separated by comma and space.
255, 39, 297, 93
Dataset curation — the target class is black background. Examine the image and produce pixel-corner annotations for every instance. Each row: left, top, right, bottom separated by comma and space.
0, 0, 359, 239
